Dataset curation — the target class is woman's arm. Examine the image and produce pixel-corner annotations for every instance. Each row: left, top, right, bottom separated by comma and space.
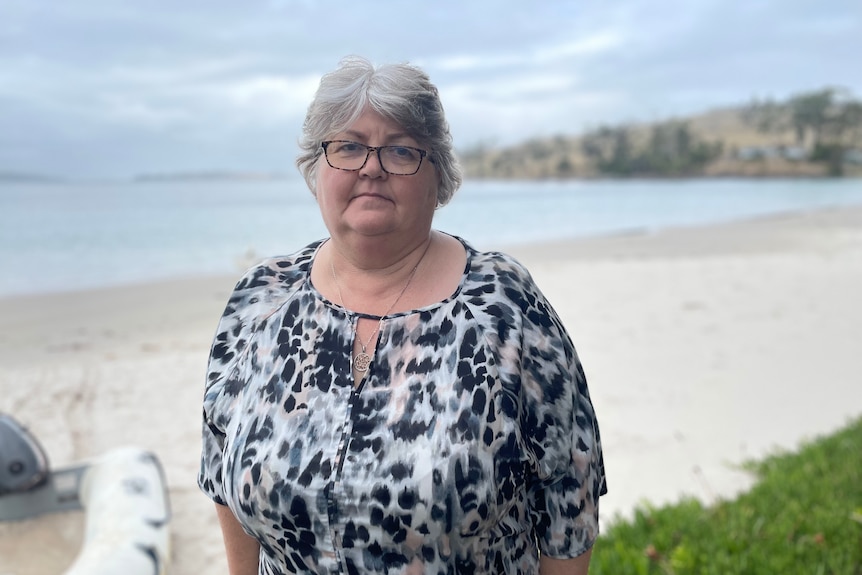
216, 504, 260, 575
540, 549, 593, 575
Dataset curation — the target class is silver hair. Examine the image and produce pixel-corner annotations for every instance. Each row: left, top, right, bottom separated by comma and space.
296, 56, 462, 206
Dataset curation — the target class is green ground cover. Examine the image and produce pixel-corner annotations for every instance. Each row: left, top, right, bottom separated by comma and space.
591, 417, 862, 574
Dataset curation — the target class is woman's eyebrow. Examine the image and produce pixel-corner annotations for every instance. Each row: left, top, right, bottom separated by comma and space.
340, 130, 414, 144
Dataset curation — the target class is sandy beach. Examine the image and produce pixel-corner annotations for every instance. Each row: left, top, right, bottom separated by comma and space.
2, 205, 862, 574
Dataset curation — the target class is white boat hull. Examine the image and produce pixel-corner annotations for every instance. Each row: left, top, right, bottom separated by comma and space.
63, 447, 171, 575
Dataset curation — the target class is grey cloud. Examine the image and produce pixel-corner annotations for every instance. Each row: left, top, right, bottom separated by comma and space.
1, 0, 859, 177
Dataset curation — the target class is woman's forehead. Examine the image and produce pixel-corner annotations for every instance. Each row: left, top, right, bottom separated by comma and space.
333, 110, 418, 143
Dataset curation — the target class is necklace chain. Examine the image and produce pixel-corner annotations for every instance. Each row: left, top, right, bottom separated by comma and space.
329, 240, 430, 373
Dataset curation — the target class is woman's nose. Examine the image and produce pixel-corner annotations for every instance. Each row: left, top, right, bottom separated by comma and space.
359, 149, 386, 178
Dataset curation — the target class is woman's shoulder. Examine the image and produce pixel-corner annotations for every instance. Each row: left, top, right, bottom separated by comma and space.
235, 241, 320, 288
460, 240, 540, 301
222, 240, 322, 323
450, 238, 558, 333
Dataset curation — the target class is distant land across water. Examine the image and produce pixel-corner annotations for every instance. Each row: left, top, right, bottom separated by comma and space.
3, 87, 861, 183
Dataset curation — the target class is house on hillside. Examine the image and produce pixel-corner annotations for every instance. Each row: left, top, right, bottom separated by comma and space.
736, 145, 808, 162
844, 149, 862, 165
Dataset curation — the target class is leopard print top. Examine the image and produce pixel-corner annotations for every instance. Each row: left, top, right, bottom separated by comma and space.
199, 236, 607, 575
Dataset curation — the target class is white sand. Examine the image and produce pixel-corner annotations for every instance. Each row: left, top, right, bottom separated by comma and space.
2, 205, 861, 574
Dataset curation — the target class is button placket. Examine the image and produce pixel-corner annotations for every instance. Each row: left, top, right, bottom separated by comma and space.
326, 383, 359, 572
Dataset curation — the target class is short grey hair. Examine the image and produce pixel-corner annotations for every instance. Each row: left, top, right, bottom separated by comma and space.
296, 55, 462, 207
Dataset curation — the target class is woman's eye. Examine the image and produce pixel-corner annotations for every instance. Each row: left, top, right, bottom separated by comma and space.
337, 142, 363, 153
389, 146, 416, 159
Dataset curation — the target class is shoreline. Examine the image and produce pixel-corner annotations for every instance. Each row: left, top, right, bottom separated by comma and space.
2, 203, 862, 574
3, 200, 861, 303
4, 173, 861, 185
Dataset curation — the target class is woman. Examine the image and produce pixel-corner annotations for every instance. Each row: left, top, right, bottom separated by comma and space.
199, 56, 607, 575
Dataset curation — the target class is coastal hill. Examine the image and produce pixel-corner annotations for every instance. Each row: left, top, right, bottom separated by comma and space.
4, 88, 860, 184
460, 88, 862, 179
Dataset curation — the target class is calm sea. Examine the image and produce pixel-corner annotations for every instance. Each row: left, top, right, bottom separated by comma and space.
1, 178, 861, 297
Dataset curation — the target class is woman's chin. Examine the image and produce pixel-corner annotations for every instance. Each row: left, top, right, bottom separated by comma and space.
342, 213, 400, 237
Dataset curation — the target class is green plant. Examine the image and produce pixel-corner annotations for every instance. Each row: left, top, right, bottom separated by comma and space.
591, 417, 862, 574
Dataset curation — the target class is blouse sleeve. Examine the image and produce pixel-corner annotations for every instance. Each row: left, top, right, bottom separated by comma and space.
197, 264, 275, 505
199, 413, 229, 505
517, 272, 607, 558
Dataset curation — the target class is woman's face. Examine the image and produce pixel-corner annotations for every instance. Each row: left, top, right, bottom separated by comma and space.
315, 108, 439, 243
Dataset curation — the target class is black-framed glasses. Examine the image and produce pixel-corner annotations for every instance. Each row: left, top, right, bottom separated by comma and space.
321, 140, 431, 175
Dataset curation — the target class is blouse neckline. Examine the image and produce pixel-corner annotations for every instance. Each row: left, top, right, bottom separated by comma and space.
305, 233, 472, 320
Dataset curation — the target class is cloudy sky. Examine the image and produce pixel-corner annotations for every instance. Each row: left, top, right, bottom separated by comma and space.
2, 0, 860, 178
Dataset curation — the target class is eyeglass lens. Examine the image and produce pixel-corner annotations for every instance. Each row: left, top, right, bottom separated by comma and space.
324, 141, 424, 175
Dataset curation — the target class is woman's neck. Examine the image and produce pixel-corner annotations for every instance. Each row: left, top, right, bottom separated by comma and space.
325, 232, 435, 312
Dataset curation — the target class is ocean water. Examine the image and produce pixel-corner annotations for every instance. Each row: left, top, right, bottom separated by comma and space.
1, 177, 861, 297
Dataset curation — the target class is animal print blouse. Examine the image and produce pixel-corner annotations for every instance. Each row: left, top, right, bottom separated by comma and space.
199, 236, 607, 575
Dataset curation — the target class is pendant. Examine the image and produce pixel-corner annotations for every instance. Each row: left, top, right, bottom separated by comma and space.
352, 352, 372, 373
